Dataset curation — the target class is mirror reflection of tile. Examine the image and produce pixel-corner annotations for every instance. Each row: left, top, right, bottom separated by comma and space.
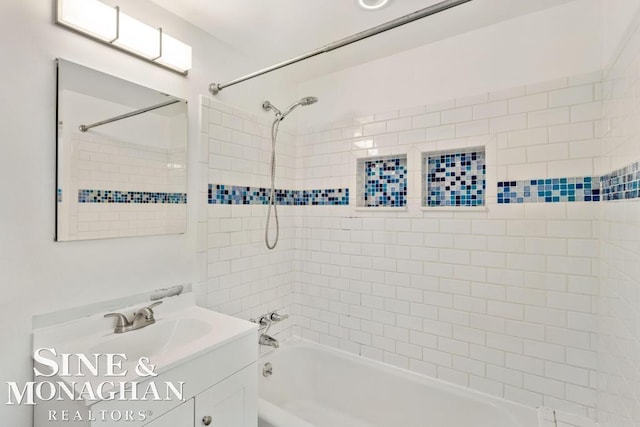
56, 59, 188, 241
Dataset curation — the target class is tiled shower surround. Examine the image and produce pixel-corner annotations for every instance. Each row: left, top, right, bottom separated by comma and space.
597, 6, 640, 427
292, 73, 607, 421
198, 98, 299, 346
200, 25, 640, 422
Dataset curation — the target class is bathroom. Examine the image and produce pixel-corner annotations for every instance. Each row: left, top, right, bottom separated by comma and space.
1, 0, 639, 425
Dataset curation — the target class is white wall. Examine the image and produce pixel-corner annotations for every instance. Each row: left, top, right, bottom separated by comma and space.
297, 0, 603, 128
601, 0, 640, 66
0, 0, 296, 424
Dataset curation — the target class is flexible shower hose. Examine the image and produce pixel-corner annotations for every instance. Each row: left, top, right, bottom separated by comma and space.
265, 116, 282, 250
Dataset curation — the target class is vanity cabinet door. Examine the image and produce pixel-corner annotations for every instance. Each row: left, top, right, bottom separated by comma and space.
194, 364, 257, 427
144, 399, 194, 427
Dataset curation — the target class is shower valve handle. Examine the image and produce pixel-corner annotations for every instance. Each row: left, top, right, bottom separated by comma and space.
269, 312, 289, 322
259, 316, 271, 326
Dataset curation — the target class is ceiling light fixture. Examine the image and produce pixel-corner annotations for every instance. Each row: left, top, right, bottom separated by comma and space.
357, 0, 391, 10
56, 0, 192, 75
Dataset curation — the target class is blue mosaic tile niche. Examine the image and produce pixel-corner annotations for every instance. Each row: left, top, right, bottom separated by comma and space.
208, 185, 349, 206
78, 189, 187, 204
358, 156, 407, 207
601, 161, 640, 201
497, 177, 600, 204
424, 150, 486, 207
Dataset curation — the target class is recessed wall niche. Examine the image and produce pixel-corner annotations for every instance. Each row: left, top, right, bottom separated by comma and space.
356, 155, 407, 208
423, 148, 486, 208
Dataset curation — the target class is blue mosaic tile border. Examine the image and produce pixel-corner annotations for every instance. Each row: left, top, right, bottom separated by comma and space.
497, 177, 600, 204
363, 157, 407, 207
425, 150, 486, 207
78, 189, 187, 204
601, 161, 640, 201
208, 184, 349, 205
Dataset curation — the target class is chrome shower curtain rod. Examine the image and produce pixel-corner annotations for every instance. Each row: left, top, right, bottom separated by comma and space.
209, 0, 472, 95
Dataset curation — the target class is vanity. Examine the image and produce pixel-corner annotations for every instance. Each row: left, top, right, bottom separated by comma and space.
32, 293, 258, 426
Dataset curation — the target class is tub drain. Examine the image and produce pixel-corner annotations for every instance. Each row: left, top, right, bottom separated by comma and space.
263, 362, 273, 377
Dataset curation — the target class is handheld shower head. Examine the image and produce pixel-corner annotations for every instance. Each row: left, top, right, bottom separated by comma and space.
282, 96, 318, 117
299, 96, 319, 106
262, 96, 319, 121
262, 95, 318, 250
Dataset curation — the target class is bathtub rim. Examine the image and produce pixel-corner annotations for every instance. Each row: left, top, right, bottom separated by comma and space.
258, 336, 539, 427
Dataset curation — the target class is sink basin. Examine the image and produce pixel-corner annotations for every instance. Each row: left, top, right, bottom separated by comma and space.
89, 317, 213, 362
32, 293, 257, 403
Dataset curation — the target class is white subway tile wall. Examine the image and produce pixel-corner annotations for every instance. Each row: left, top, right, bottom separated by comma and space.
198, 97, 297, 349
597, 6, 640, 427
294, 73, 603, 422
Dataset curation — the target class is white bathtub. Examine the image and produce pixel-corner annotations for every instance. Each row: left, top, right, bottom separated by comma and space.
258, 339, 539, 427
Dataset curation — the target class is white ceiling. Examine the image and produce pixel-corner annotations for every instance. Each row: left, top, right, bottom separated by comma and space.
150, 0, 577, 81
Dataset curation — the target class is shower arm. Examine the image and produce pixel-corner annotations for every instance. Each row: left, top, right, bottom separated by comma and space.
209, 0, 472, 95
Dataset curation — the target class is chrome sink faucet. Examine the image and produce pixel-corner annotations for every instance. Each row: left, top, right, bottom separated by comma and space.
104, 301, 162, 334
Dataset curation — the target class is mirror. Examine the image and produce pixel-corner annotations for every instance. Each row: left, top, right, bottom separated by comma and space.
55, 59, 187, 241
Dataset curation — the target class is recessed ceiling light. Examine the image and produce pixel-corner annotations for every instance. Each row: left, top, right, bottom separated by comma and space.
357, 0, 391, 11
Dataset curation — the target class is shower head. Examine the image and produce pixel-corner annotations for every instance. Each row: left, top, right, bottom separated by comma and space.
263, 96, 318, 121
282, 96, 318, 117
299, 96, 319, 106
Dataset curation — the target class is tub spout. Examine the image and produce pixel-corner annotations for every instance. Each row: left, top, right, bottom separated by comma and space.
259, 333, 279, 348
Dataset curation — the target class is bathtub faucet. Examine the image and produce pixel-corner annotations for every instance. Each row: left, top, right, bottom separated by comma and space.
251, 314, 285, 348
259, 333, 280, 348
257, 317, 280, 348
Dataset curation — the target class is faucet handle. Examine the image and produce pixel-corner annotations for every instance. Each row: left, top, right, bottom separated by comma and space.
136, 301, 162, 320
249, 316, 270, 326
269, 312, 289, 322
104, 313, 130, 327
250, 316, 272, 333
258, 316, 271, 326
147, 301, 163, 311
